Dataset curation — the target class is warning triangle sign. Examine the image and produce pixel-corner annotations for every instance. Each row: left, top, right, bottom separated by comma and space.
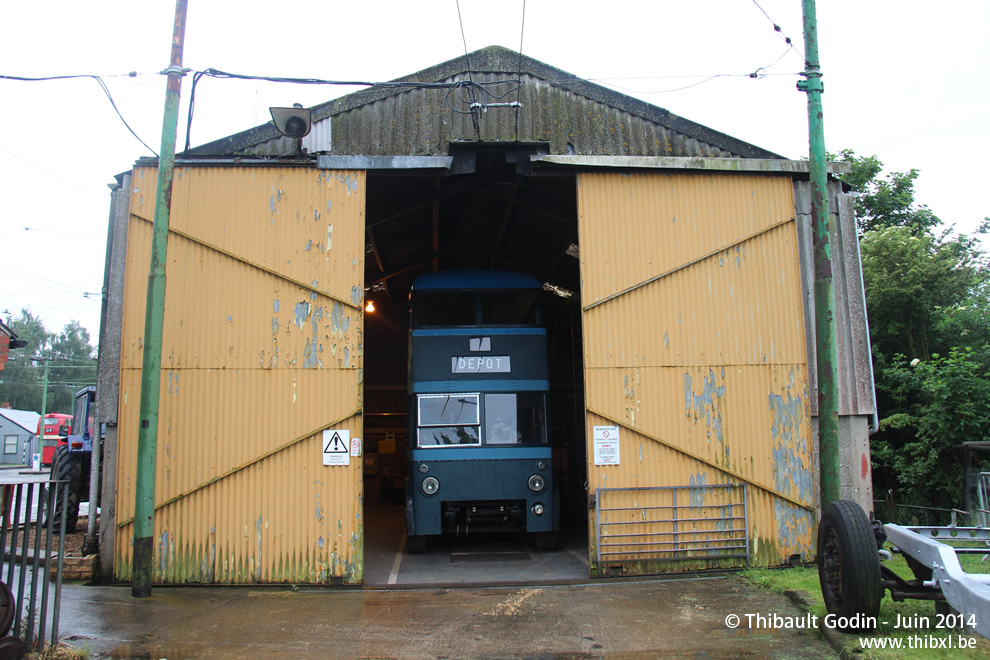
324, 432, 348, 453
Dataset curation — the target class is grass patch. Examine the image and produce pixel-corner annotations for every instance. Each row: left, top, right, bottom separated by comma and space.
741, 545, 990, 659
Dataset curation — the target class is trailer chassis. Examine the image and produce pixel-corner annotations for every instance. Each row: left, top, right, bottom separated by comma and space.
817, 500, 990, 639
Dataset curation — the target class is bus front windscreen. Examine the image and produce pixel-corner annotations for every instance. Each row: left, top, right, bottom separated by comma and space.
484, 393, 547, 445
417, 394, 481, 447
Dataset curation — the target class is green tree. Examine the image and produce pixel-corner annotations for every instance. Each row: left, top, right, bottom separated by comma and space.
834, 149, 941, 235
860, 225, 989, 364
842, 151, 990, 513
876, 349, 990, 510
0, 311, 97, 415
0, 310, 50, 411
47, 321, 98, 413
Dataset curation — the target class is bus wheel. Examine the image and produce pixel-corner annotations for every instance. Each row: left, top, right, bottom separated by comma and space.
534, 531, 557, 551
51, 445, 83, 534
817, 500, 882, 630
407, 535, 426, 554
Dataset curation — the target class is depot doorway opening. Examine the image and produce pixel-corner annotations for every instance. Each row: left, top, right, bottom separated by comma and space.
360, 145, 588, 585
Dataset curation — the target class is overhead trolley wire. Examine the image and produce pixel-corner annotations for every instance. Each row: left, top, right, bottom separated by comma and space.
5, 8, 806, 159
750, 0, 806, 63
514, 0, 527, 141
454, 0, 481, 137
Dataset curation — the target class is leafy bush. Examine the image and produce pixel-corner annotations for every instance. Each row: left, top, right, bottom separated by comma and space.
875, 348, 990, 509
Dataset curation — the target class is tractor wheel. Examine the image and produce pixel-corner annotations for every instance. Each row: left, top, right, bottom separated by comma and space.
817, 500, 882, 631
51, 445, 84, 534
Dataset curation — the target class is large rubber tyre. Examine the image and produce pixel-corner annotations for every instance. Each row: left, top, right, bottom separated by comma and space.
0, 580, 15, 637
0, 635, 26, 659
51, 445, 84, 534
817, 500, 882, 631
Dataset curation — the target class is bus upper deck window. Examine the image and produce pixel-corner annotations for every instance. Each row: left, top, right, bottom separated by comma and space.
415, 292, 476, 326
481, 290, 539, 326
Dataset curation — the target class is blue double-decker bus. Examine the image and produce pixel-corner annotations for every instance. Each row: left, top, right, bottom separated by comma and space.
405, 270, 559, 552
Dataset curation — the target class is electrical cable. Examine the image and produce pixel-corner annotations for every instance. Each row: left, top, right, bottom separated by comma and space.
440, 80, 524, 116
4, 28, 802, 159
19, 226, 104, 239
183, 70, 206, 152
750, 0, 806, 63
88, 75, 158, 156
454, 0, 481, 137
757, 46, 795, 74
1, 73, 158, 156
515, 0, 527, 141
0, 146, 105, 199
197, 68, 459, 89
0, 264, 95, 297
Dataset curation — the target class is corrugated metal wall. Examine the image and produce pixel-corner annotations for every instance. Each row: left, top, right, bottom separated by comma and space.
116, 166, 365, 584
577, 172, 815, 572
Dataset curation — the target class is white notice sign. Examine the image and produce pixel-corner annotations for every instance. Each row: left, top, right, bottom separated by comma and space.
594, 426, 620, 466
323, 429, 351, 466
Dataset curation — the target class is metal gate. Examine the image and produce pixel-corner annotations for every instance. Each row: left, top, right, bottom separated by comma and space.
595, 484, 749, 571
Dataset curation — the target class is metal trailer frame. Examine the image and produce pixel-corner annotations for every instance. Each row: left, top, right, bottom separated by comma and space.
817, 498, 990, 640
880, 522, 990, 639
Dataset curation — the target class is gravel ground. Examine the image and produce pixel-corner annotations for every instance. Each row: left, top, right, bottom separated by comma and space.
11, 516, 93, 556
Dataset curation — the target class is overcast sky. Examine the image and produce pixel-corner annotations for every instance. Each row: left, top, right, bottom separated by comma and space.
1, 0, 987, 346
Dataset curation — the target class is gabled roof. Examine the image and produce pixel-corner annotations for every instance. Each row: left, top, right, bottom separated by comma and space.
0, 409, 39, 434
184, 46, 782, 161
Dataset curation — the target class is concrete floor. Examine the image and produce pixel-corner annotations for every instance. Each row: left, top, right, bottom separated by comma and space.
56, 576, 836, 659
41, 504, 838, 658
363, 503, 591, 586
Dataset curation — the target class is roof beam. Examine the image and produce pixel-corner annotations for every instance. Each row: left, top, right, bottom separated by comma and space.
532, 154, 852, 175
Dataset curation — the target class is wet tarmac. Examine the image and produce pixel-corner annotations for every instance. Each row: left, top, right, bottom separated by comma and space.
57, 575, 835, 659
46, 504, 836, 658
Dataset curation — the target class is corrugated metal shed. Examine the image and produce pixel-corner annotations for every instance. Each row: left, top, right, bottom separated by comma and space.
103, 45, 875, 584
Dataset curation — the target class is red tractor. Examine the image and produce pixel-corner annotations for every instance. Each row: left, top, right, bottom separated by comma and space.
37, 412, 72, 467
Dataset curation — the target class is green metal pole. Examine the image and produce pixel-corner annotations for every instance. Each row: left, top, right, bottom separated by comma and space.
132, 0, 188, 599
799, 0, 841, 507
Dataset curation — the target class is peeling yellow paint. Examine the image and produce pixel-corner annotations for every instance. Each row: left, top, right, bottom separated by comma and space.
116, 167, 365, 585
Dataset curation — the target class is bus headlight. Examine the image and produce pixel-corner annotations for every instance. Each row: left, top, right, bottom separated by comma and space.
421, 476, 440, 496
532, 503, 545, 516
537, 461, 547, 471
527, 474, 547, 493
